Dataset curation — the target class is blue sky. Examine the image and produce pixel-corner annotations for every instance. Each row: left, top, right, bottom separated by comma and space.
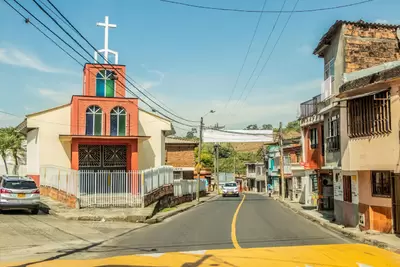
0, 0, 399, 135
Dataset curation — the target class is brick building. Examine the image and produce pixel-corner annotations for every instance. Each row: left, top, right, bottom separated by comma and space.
308, 19, 400, 231
165, 137, 198, 180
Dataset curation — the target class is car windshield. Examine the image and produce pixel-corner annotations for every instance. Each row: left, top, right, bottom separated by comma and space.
3, 180, 37, 190
224, 183, 237, 187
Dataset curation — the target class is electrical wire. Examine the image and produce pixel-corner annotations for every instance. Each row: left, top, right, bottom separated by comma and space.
159, 0, 374, 13
42, 0, 198, 124
44, 0, 194, 123
3, 0, 85, 67
229, 0, 287, 114
223, 0, 268, 110
30, 0, 198, 126
7, 0, 197, 128
240, 0, 301, 105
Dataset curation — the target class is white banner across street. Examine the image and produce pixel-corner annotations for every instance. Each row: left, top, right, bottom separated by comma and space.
203, 129, 274, 143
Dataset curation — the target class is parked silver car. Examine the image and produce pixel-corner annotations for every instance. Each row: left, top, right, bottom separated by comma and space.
0, 175, 40, 214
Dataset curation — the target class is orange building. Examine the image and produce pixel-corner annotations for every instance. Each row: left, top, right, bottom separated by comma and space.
17, 16, 171, 186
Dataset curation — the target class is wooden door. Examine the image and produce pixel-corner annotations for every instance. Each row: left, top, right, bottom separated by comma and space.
392, 174, 400, 234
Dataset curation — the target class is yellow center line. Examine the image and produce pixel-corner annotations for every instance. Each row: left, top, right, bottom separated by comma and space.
231, 193, 246, 249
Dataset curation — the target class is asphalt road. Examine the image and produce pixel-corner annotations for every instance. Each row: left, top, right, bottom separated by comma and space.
71, 193, 354, 259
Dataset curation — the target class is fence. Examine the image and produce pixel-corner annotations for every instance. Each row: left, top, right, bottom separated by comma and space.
39, 165, 174, 208
173, 179, 206, 197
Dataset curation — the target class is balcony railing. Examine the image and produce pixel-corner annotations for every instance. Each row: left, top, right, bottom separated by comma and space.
321, 76, 333, 101
300, 94, 321, 118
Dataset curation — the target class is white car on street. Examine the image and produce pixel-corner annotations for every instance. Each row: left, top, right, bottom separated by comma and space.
222, 182, 240, 197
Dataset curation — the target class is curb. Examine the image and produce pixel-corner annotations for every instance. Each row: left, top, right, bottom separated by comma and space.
276, 199, 399, 253
145, 194, 220, 224
41, 194, 220, 223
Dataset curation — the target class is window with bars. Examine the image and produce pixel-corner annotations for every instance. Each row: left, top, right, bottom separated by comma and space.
347, 90, 391, 138
371, 171, 391, 197
343, 175, 352, 203
309, 128, 318, 149
327, 114, 340, 151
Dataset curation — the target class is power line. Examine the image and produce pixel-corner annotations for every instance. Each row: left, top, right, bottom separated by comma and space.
44, 0, 194, 123
5, 0, 197, 129
229, 0, 287, 114
31, 0, 198, 126
3, 0, 85, 67
240, 0, 300, 105
159, 0, 374, 13
224, 0, 268, 110
0, 109, 195, 133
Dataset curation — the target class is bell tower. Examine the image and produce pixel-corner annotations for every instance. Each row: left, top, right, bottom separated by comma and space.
82, 16, 126, 98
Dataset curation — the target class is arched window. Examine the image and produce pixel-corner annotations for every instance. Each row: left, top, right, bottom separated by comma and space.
110, 107, 126, 136
96, 70, 115, 97
86, 106, 102, 136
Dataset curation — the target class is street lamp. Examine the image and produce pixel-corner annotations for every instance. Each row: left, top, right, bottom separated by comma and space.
196, 110, 216, 202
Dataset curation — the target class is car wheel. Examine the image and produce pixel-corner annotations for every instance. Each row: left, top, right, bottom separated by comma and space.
31, 208, 39, 215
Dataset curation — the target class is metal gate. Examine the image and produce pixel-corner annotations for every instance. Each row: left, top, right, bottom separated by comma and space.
392, 174, 400, 234
78, 144, 127, 171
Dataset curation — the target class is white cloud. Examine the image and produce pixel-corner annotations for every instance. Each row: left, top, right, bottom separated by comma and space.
374, 19, 400, 25
375, 19, 389, 24
296, 44, 313, 55
37, 84, 81, 104
138, 64, 165, 90
0, 47, 71, 73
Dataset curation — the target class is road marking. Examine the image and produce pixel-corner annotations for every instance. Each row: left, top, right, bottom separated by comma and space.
231, 194, 246, 249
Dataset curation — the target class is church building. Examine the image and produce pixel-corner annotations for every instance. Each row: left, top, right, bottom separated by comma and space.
17, 16, 172, 185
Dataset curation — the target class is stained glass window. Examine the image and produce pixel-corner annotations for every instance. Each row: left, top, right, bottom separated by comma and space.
96, 70, 115, 97
110, 107, 126, 136
86, 106, 103, 136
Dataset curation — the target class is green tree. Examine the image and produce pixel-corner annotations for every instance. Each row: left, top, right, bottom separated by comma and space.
262, 124, 273, 130
285, 120, 300, 132
0, 127, 25, 174
245, 124, 258, 130
186, 131, 195, 139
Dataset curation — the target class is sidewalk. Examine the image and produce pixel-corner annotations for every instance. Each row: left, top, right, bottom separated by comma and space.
276, 198, 400, 253
40, 192, 219, 223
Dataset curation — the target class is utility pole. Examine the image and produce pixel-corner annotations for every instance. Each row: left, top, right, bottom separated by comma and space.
196, 117, 204, 202
213, 143, 217, 191
216, 144, 220, 193
279, 122, 285, 200
233, 153, 236, 178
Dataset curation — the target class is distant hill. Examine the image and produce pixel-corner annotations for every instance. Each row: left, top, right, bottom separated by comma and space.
230, 142, 264, 153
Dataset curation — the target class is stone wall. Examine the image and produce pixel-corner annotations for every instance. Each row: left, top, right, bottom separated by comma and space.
143, 184, 174, 207
153, 191, 207, 215
344, 24, 400, 73
40, 186, 77, 208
